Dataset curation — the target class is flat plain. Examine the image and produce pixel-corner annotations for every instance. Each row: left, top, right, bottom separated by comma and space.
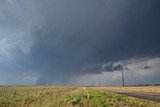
0, 86, 160, 107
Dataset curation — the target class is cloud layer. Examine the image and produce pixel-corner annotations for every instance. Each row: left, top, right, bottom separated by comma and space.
0, 0, 160, 85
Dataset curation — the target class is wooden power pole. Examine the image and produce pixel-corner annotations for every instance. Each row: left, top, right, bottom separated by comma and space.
122, 69, 125, 87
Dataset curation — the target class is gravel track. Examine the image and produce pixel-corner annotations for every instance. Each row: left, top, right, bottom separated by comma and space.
102, 90, 160, 102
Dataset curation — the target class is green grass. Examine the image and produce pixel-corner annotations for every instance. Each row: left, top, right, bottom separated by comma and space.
88, 89, 159, 107
66, 89, 160, 107
0, 86, 159, 107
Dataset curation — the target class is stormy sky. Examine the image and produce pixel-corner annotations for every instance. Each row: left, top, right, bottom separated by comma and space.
0, 0, 160, 85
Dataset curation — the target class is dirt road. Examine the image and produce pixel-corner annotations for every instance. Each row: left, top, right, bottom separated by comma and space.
102, 90, 160, 102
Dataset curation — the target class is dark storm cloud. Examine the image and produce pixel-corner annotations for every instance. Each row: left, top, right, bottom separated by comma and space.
144, 65, 152, 69
104, 64, 128, 72
1, 0, 160, 85
17, 0, 160, 84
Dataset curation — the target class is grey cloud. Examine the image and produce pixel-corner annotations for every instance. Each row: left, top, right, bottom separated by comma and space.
0, 0, 160, 85
104, 64, 128, 72
144, 65, 152, 69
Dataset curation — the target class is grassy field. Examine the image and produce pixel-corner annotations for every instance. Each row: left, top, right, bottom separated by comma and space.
92, 86, 160, 93
0, 86, 159, 107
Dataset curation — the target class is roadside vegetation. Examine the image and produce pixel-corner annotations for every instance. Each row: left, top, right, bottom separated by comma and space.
0, 86, 159, 107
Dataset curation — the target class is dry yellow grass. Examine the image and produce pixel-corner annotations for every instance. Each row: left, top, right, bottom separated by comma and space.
92, 86, 160, 93
0, 86, 77, 107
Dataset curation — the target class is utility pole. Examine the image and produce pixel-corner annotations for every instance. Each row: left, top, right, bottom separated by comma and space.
98, 74, 101, 87
122, 69, 125, 87
98, 78, 101, 87
91, 82, 93, 87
